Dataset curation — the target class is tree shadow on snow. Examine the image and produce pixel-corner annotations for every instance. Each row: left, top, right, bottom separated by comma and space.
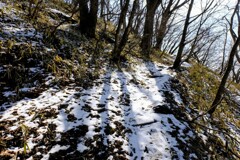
0, 61, 207, 160
116, 70, 143, 159
143, 60, 207, 159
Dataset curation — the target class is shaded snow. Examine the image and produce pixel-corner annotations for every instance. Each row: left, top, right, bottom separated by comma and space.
3, 91, 16, 97
2, 25, 43, 39
0, 2, 5, 9
0, 2, 43, 44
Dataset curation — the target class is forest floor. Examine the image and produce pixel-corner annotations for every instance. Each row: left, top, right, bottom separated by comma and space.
0, 1, 239, 159
1, 60, 201, 159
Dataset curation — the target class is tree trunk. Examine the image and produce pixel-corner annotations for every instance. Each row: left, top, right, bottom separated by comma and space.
155, 0, 173, 50
100, 0, 105, 17
220, 27, 228, 75
112, 0, 139, 63
185, 15, 203, 62
172, 0, 194, 70
112, 0, 130, 62
89, 0, 98, 37
117, 0, 139, 55
132, 2, 142, 35
79, 0, 98, 38
155, 0, 189, 50
141, 0, 161, 56
155, 12, 171, 50
79, 0, 90, 35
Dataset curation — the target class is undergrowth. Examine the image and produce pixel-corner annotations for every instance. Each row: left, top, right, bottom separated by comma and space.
0, 0, 110, 102
150, 49, 174, 65
178, 62, 240, 159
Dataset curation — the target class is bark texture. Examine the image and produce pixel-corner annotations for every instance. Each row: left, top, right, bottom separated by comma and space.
79, 0, 98, 38
141, 0, 162, 55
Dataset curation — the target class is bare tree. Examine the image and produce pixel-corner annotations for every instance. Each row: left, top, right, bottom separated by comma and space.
219, 24, 229, 75
132, 2, 145, 36
155, 0, 189, 50
208, 0, 240, 115
183, 0, 222, 63
111, 0, 139, 63
100, 0, 105, 17
172, 0, 194, 70
160, 14, 182, 54
112, 0, 130, 61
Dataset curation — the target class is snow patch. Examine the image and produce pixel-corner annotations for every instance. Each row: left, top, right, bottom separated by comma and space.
0, 2, 6, 9
48, 8, 71, 18
182, 62, 192, 68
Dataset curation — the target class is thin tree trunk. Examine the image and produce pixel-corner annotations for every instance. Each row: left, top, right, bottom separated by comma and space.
220, 28, 228, 75
112, 0, 139, 63
155, 0, 189, 50
132, 2, 142, 35
172, 0, 194, 70
100, 0, 105, 17
155, 0, 173, 50
208, 36, 240, 115
112, 0, 130, 62
185, 15, 204, 62
155, 13, 171, 50
208, 0, 240, 115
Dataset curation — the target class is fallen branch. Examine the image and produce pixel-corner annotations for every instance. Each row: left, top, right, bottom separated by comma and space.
132, 120, 157, 127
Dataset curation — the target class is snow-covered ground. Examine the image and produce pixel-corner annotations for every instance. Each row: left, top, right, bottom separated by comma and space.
0, 61, 198, 159
0, 2, 197, 158
1, 1, 238, 159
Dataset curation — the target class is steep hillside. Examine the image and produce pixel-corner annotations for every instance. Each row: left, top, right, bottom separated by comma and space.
0, 1, 239, 160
